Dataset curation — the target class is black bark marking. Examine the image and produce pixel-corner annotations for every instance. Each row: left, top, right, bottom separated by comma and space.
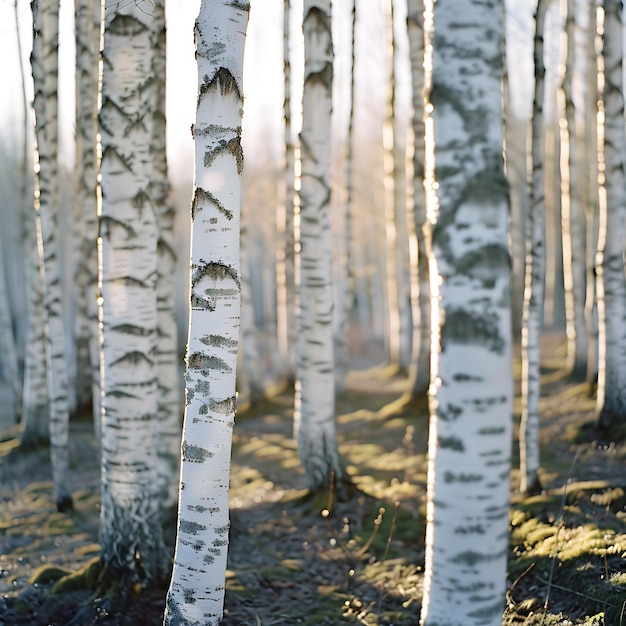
188, 352, 232, 373
100, 143, 134, 174
441, 308, 505, 353
179, 520, 206, 536
198, 67, 242, 104
192, 260, 240, 290
108, 14, 148, 37
304, 63, 333, 92
200, 334, 238, 349
432, 166, 509, 241
204, 137, 244, 175
131, 189, 151, 210
444, 471, 483, 484
182, 441, 213, 463
110, 351, 154, 368
209, 396, 236, 415
457, 243, 510, 287
110, 324, 152, 336
227, 1, 250, 10
191, 187, 233, 221
439, 436, 464, 451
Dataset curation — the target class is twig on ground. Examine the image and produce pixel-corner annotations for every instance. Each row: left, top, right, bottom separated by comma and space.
540, 450, 580, 625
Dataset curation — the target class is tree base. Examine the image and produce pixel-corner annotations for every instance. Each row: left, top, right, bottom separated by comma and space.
56, 495, 74, 513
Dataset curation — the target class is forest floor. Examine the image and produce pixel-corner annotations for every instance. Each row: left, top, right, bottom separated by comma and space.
1, 332, 626, 625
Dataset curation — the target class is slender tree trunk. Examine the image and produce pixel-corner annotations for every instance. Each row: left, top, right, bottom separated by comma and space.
73, 0, 101, 425
276, 0, 297, 382
595, 0, 626, 432
520, 0, 547, 496
163, 2, 248, 622
98, 0, 163, 583
335, 0, 357, 393
20, 228, 49, 446
150, 0, 182, 512
559, 0, 587, 378
240, 218, 264, 403
31, 0, 73, 512
0, 233, 18, 428
585, 0, 599, 390
420, 0, 513, 622
294, 0, 343, 492
406, 0, 430, 400
383, 0, 401, 367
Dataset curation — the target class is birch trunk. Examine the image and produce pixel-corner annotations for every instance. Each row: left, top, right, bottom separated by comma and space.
150, 0, 182, 512
98, 0, 163, 582
383, 0, 401, 367
595, 0, 626, 432
584, 0, 599, 389
335, 0, 357, 393
0, 234, 18, 429
559, 0, 587, 378
294, 0, 343, 492
31, 0, 73, 512
163, 2, 248, 622
520, 0, 547, 496
420, 0, 513, 622
406, 0, 430, 399
240, 218, 264, 403
74, 0, 101, 424
20, 228, 49, 446
276, 0, 297, 382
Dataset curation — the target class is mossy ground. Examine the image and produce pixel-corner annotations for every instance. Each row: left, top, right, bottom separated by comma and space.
1, 333, 625, 624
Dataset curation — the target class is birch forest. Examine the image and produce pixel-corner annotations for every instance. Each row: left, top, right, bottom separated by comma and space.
2, 0, 626, 624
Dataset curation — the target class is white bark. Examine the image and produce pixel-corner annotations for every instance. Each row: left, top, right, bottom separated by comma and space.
74, 0, 101, 425
334, 0, 357, 393
595, 0, 626, 430
31, 0, 73, 512
406, 0, 430, 398
383, 0, 401, 367
276, 0, 297, 382
559, 0, 587, 378
584, 0, 599, 388
520, 0, 547, 496
20, 227, 49, 446
0, 234, 19, 429
163, 2, 248, 622
294, 0, 343, 491
99, 0, 163, 582
240, 218, 264, 402
420, 1, 512, 623
150, 0, 182, 512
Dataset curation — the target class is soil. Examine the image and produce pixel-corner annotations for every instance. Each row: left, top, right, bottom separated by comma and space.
1, 333, 626, 625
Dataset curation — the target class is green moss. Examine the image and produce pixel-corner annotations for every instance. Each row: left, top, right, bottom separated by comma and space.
50, 557, 101, 595
28, 565, 71, 585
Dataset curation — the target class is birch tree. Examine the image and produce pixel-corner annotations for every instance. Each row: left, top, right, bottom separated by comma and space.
420, 0, 513, 622
406, 0, 430, 401
294, 0, 344, 492
31, 0, 73, 512
383, 0, 401, 368
595, 0, 626, 433
335, 0, 357, 392
150, 0, 182, 512
559, 0, 587, 378
276, 0, 297, 382
584, 0, 599, 388
98, 0, 163, 583
73, 0, 101, 424
0, 234, 19, 429
163, 1, 249, 622
520, 0, 547, 496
